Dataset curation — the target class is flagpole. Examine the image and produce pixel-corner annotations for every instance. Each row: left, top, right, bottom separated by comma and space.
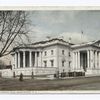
81, 30, 83, 43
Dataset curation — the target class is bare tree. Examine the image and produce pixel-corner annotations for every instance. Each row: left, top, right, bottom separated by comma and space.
0, 11, 30, 57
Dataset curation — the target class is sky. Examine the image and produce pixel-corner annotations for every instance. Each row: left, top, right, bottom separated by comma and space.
28, 10, 100, 44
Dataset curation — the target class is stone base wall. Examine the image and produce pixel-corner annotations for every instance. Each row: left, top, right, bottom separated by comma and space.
0, 67, 57, 78
13, 67, 57, 76
86, 69, 100, 76
0, 69, 13, 78
71, 68, 84, 72
1, 68, 100, 78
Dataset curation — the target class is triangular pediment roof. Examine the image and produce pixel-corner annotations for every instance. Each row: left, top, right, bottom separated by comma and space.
13, 38, 74, 50
71, 40, 100, 48
92, 40, 100, 44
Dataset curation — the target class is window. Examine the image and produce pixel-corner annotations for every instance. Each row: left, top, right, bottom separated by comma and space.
62, 61, 65, 67
69, 61, 71, 68
63, 69, 65, 72
44, 61, 47, 67
62, 50, 64, 55
44, 51, 47, 56
51, 50, 53, 55
37, 52, 39, 57
69, 52, 71, 57
50, 60, 54, 67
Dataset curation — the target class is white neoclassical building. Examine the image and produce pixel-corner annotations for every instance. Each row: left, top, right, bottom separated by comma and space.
1, 38, 100, 78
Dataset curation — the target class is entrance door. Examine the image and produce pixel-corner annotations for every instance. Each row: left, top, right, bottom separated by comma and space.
80, 51, 87, 71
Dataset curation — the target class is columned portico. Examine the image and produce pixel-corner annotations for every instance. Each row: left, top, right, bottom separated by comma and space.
72, 49, 99, 72
72, 51, 81, 71
73, 50, 90, 72
14, 50, 42, 69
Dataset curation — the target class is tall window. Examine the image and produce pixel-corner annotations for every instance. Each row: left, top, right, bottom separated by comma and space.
69, 52, 71, 57
69, 61, 71, 71
37, 52, 39, 57
62, 61, 65, 67
62, 50, 64, 55
50, 60, 54, 67
69, 61, 71, 68
44, 61, 47, 67
51, 50, 53, 55
44, 51, 47, 56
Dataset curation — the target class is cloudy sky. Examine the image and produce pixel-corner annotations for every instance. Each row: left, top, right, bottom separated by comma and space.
28, 10, 100, 44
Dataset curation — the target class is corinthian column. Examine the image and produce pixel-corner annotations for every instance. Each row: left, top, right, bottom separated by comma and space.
29, 51, 32, 67
18, 52, 20, 68
78, 51, 80, 70
90, 50, 94, 69
72, 52, 75, 70
15, 52, 17, 69
23, 51, 26, 68
87, 50, 90, 69
40, 51, 42, 67
35, 52, 37, 67
95, 51, 97, 68
99, 52, 100, 69
76, 52, 78, 70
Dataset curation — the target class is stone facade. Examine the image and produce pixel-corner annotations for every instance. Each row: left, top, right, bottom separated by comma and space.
1, 38, 100, 78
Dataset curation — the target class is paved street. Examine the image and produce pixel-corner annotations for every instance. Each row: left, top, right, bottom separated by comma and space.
0, 76, 100, 91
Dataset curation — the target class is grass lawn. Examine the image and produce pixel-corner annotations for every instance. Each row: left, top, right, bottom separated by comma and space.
0, 76, 100, 91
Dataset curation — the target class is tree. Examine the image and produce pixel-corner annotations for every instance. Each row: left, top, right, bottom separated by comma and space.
0, 11, 30, 57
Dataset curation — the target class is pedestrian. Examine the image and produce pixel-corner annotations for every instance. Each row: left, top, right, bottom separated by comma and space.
19, 73, 23, 81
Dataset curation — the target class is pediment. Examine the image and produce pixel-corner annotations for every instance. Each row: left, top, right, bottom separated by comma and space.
92, 40, 100, 47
